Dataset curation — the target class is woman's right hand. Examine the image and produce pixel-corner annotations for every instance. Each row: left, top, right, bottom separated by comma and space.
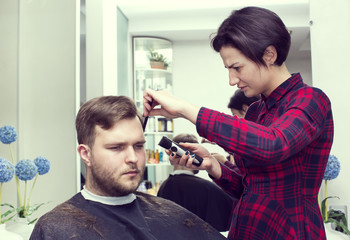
143, 88, 182, 118
143, 88, 200, 124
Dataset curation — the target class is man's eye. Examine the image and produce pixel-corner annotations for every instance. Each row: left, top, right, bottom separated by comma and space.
110, 146, 122, 150
134, 144, 145, 149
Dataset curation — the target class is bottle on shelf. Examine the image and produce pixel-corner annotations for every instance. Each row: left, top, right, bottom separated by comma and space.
166, 119, 173, 132
155, 149, 159, 163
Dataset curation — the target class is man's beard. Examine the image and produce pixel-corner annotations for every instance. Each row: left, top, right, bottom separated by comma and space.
89, 164, 145, 197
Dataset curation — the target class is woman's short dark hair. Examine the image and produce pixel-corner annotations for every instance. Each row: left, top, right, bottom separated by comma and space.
211, 6, 291, 67
76, 95, 143, 147
228, 89, 261, 110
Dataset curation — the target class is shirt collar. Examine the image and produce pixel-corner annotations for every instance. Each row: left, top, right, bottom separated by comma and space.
263, 73, 303, 109
172, 170, 194, 176
81, 186, 136, 205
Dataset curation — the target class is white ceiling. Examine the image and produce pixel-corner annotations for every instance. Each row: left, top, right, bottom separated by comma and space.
116, 0, 311, 59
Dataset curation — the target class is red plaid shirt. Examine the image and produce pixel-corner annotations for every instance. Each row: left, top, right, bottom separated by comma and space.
196, 73, 333, 240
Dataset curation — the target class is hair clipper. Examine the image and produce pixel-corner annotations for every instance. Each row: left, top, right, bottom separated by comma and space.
158, 136, 203, 166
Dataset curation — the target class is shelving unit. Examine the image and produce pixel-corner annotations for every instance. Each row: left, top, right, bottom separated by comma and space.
132, 37, 174, 189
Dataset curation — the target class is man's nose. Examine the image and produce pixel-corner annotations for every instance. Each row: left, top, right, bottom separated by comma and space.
125, 146, 138, 163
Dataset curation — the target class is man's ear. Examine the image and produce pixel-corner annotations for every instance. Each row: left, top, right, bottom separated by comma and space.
78, 144, 92, 167
242, 104, 249, 113
263, 45, 277, 66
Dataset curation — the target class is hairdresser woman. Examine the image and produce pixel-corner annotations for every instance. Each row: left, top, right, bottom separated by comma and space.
144, 7, 333, 240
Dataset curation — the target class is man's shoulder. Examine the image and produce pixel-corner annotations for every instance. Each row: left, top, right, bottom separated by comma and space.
35, 193, 91, 225
30, 193, 105, 240
136, 191, 198, 215
136, 191, 176, 206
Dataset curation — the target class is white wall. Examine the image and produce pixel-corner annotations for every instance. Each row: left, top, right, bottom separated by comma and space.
0, 0, 19, 207
0, 0, 79, 219
310, 0, 350, 214
286, 57, 312, 86
172, 39, 233, 180
84, 0, 126, 101
172, 40, 232, 139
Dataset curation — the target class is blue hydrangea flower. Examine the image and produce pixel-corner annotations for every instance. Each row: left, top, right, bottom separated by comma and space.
0, 158, 15, 183
323, 154, 340, 180
0, 125, 17, 144
15, 159, 38, 181
34, 156, 50, 175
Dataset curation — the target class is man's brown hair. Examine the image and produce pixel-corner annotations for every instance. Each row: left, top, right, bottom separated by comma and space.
76, 96, 143, 147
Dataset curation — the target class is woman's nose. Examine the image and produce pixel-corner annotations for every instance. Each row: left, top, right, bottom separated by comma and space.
229, 78, 240, 86
229, 72, 240, 86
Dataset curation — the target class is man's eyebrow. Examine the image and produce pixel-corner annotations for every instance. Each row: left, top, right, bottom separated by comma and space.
106, 140, 146, 145
104, 142, 125, 147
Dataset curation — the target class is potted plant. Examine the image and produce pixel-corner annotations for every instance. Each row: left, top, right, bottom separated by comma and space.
321, 154, 350, 238
0, 125, 51, 239
147, 49, 169, 70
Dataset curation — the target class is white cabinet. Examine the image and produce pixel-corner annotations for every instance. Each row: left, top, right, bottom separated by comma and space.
132, 37, 174, 189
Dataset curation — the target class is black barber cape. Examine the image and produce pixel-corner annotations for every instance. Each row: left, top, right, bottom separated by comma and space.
30, 192, 226, 240
158, 173, 234, 232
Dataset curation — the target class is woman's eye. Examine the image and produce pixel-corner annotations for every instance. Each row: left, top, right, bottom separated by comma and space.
227, 65, 241, 72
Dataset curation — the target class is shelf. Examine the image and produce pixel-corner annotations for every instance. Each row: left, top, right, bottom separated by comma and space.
133, 37, 172, 51
135, 68, 172, 74
133, 36, 173, 187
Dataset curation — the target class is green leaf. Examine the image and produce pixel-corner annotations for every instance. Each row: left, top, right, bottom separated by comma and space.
0, 210, 18, 224
1, 208, 16, 218
0, 203, 18, 224
1, 201, 50, 224
328, 210, 344, 219
28, 218, 38, 225
26, 202, 47, 216
325, 218, 350, 235
0, 203, 15, 208
321, 196, 340, 220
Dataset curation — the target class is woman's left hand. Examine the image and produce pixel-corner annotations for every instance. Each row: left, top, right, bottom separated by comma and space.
168, 142, 222, 179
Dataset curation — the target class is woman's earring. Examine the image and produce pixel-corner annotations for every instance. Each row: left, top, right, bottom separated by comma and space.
270, 62, 274, 66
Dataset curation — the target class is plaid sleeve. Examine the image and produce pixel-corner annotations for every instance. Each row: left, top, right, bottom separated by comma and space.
212, 163, 244, 198
196, 87, 331, 165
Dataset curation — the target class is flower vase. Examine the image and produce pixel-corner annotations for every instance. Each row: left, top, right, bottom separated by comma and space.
0, 224, 24, 240
324, 223, 349, 240
150, 61, 165, 69
6, 217, 34, 240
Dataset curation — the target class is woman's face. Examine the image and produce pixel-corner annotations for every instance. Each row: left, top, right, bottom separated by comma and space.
220, 46, 274, 97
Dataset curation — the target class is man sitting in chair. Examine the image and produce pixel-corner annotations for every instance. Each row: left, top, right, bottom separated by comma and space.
30, 96, 226, 240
